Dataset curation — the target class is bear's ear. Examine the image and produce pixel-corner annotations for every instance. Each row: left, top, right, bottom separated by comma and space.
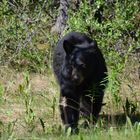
90, 40, 97, 48
63, 40, 74, 54
87, 40, 97, 53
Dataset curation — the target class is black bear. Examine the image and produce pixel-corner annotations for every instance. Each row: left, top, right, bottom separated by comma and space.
53, 32, 108, 133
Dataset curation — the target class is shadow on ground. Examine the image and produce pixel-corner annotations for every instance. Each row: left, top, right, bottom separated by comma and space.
99, 113, 140, 127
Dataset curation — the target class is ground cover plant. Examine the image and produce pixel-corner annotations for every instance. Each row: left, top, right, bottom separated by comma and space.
0, 0, 140, 139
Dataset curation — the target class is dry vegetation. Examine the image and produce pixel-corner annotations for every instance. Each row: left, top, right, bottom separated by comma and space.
0, 0, 140, 139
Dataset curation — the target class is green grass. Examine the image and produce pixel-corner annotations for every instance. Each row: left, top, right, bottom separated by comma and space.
0, 61, 140, 139
0, 0, 140, 139
1, 121, 140, 140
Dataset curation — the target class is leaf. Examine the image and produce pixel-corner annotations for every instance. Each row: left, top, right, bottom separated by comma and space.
39, 118, 45, 132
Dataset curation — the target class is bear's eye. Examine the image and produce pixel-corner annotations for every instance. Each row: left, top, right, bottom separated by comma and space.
67, 66, 72, 73
79, 63, 86, 68
75, 58, 85, 68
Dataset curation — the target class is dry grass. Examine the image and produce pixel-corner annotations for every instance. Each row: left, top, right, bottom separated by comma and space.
0, 57, 140, 137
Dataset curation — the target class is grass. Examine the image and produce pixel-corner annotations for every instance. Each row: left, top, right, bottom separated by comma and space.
0, 0, 140, 139
0, 59, 140, 139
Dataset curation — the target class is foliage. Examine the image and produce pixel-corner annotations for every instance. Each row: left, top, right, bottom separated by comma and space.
18, 72, 35, 130
0, 85, 4, 104
67, 0, 140, 107
0, 0, 140, 139
0, 0, 57, 72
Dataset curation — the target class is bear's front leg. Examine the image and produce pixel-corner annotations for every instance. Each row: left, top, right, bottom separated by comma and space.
59, 95, 80, 134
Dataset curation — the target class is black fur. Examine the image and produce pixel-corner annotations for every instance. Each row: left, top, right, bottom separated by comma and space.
53, 32, 108, 133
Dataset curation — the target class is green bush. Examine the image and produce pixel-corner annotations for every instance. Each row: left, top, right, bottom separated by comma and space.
0, 0, 57, 72
67, 0, 140, 106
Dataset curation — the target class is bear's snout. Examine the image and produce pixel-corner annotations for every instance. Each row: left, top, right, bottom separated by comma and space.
71, 69, 84, 85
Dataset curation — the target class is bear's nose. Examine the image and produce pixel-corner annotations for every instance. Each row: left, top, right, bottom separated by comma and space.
73, 75, 79, 81
72, 75, 82, 85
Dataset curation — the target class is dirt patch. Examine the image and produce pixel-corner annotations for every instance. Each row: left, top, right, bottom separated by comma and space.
0, 67, 48, 94
0, 67, 50, 124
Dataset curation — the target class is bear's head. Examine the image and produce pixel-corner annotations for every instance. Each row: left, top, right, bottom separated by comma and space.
62, 39, 97, 85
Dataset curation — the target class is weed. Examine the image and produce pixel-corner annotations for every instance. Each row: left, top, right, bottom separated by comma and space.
0, 0, 140, 139
123, 97, 138, 116
0, 120, 17, 140
18, 72, 35, 131
0, 85, 4, 104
